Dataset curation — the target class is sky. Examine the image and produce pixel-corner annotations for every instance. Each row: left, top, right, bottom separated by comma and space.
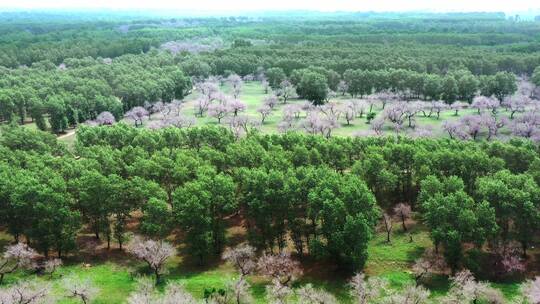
1, 0, 539, 13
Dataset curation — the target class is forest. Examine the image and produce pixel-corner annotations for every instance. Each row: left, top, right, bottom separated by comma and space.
0, 10, 540, 304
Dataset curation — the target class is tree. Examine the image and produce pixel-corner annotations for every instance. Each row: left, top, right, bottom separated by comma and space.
297, 284, 337, 304
442, 269, 504, 304
502, 95, 530, 119
412, 249, 446, 286
140, 198, 173, 239
46, 97, 68, 133
381, 213, 393, 243
208, 102, 229, 123
419, 176, 498, 272
0, 243, 36, 284
62, 276, 99, 304
296, 71, 328, 106
0, 280, 52, 304
277, 80, 296, 103
125, 107, 148, 127
450, 101, 468, 116
337, 80, 349, 96
258, 252, 302, 304
77, 171, 117, 247
127, 236, 175, 285
349, 273, 389, 304
476, 170, 540, 256
533, 67, 540, 88
222, 245, 257, 278
222, 245, 257, 304
266, 68, 286, 89
228, 99, 247, 116
228, 74, 244, 99
384, 284, 430, 304
263, 95, 278, 110
481, 72, 518, 101
441, 76, 459, 103
95, 111, 116, 125
173, 171, 236, 264
522, 277, 540, 304
308, 174, 380, 270
43, 258, 62, 278
393, 203, 412, 232
127, 277, 197, 304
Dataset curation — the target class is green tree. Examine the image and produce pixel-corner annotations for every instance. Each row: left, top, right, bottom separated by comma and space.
141, 198, 173, 239
266, 67, 286, 89
419, 176, 498, 272
476, 170, 540, 256
296, 71, 328, 105
173, 170, 236, 264
308, 174, 380, 270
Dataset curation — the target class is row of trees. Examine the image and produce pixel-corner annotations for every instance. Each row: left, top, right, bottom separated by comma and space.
1, 125, 540, 277
0, 54, 191, 133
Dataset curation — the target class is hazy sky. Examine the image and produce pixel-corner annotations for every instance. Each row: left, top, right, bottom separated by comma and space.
1, 0, 539, 12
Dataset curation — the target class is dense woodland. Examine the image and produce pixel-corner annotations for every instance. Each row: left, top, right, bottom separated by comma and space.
1, 10, 540, 304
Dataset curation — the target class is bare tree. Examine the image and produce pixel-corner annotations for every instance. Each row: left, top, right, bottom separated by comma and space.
263, 95, 278, 110
349, 273, 389, 304
450, 101, 468, 116
502, 95, 531, 119
277, 80, 296, 104
228, 99, 247, 117
127, 237, 175, 285
125, 107, 149, 127
223, 245, 257, 278
127, 277, 197, 304
337, 80, 349, 96
511, 112, 540, 139
460, 115, 484, 140
224, 276, 253, 304
297, 284, 338, 304
257, 105, 272, 124
196, 81, 220, 101
222, 245, 257, 304
261, 79, 270, 94
412, 249, 446, 286
471, 96, 499, 115
442, 269, 504, 304
340, 103, 356, 125
282, 104, 302, 120
0, 243, 37, 284
426, 101, 448, 119
481, 115, 509, 140
62, 276, 99, 304
381, 213, 393, 243
95, 111, 116, 125
195, 96, 211, 117
383, 284, 430, 304
0, 280, 52, 304
208, 102, 230, 123
258, 252, 302, 304
393, 203, 412, 232
43, 258, 62, 278
442, 120, 468, 140
522, 277, 540, 304
383, 102, 407, 132
228, 74, 244, 99
370, 117, 385, 135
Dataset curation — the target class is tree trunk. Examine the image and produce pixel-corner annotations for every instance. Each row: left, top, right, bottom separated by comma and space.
401, 214, 408, 232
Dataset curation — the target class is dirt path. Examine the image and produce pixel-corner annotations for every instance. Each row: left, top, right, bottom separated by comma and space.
57, 129, 76, 139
